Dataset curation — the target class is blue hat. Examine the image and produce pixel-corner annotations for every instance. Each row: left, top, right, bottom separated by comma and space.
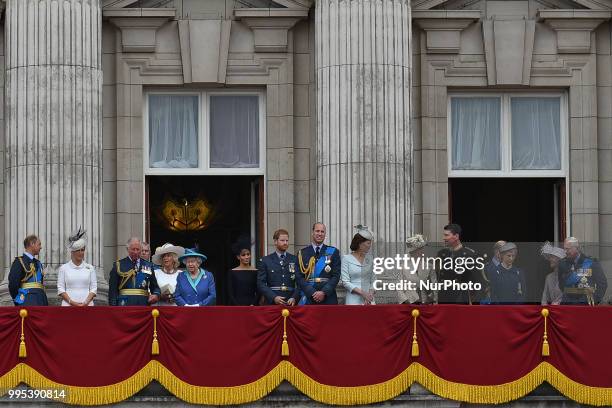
179, 248, 207, 263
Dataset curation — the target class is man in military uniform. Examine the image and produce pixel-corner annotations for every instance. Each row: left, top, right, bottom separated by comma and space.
257, 229, 300, 305
109, 237, 160, 306
436, 224, 485, 304
8, 235, 48, 306
297, 223, 341, 304
558, 237, 607, 305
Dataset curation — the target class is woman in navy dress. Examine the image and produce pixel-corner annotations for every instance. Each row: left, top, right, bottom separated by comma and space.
175, 248, 216, 306
486, 242, 526, 304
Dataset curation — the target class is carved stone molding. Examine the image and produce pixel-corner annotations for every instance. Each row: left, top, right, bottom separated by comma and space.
482, 19, 535, 85
106, 8, 176, 52
238, 16, 304, 53
178, 19, 231, 84
413, 10, 481, 53
539, 9, 611, 53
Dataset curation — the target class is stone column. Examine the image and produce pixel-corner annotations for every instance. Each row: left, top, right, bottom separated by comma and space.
0, 0, 105, 304
316, 0, 412, 253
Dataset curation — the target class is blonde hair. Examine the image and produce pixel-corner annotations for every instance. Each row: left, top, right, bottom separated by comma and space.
162, 252, 180, 269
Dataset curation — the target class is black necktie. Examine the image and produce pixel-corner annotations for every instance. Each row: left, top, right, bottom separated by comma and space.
315, 246, 320, 259
280, 253, 285, 266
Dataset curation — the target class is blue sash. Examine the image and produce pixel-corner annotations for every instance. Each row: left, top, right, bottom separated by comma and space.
565, 258, 593, 287
313, 247, 335, 279
298, 247, 336, 305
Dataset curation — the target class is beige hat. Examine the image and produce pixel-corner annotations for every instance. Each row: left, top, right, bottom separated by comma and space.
152, 243, 185, 265
406, 234, 427, 252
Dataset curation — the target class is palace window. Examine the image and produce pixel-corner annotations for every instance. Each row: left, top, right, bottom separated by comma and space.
145, 91, 265, 175
448, 92, 567, 177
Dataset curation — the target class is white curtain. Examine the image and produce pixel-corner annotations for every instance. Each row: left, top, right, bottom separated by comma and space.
149, 95, 199, 168
511, 97, 561, 170
451, 97, 501, 170
210, 95, 259, 168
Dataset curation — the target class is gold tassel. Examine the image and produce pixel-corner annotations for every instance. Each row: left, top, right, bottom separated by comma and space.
541, 308, 550, 357
281, 309, 290, 357
411, 309, 420, 357
151, 309, 160, 356
18, 309, 28, 359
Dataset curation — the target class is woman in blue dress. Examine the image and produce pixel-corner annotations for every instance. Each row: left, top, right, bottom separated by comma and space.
175, 248, 216, 306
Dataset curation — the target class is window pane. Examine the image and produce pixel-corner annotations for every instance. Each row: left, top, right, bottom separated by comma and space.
149, 95, 199, 168
451, 97, 501, 170
210, 95, 259, 168
511, 97, 561, 170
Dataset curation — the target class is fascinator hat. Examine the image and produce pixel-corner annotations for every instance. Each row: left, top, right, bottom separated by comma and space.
405, 234, 427, 252
67, 227, 87, 252
540, 241, 566, 259
354, 224, 374, 240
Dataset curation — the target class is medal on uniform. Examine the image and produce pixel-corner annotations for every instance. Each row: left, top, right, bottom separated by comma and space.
289, 263, 295, 273
141, 280, 147, 288
324, 256, 331, 272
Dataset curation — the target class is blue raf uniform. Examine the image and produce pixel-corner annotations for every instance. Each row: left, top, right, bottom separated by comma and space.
8, 254, 48, 306
297, 244, 341, 305
558, 253, 607, 305
108, 257, 160, 306
257, 252, 300, 304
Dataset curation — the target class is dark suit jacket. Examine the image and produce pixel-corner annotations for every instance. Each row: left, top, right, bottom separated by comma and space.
257, 252, 300, 304
297, 244, 341, 304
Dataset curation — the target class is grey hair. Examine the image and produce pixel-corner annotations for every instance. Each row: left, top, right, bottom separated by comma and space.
184, 256, 202, 266
565, 237, 580, 249
126, 237, 141, 247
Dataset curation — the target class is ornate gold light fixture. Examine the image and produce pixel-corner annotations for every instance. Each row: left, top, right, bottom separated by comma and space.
160, 197, 215, 232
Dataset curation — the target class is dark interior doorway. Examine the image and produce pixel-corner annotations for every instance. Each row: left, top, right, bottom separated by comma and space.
146, 175, 264, 305
449, 178, 566, 302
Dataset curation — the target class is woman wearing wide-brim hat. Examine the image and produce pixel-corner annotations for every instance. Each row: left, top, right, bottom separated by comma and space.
152, 243, 185, 306
174, 248, 216, 306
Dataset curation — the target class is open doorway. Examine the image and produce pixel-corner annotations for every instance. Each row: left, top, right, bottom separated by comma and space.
145, 175, 264, 305
449, 177, 566, 302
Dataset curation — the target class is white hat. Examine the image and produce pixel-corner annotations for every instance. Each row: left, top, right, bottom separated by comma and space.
67, 227, 87, 252
152, 243, 185, 265
406, 234, 427, 252
354, 225, 374, 240
541, 242, 565, 259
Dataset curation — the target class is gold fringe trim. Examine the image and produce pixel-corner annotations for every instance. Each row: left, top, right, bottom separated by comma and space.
1, 361, 612, 405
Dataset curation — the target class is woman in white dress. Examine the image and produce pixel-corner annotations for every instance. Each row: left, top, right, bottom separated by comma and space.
341, 226, 375, 305
57, 228, 97, 306
152, 243, 185, 306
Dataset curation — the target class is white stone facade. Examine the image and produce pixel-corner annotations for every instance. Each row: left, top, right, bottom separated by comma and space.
0, 0, 609, 304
